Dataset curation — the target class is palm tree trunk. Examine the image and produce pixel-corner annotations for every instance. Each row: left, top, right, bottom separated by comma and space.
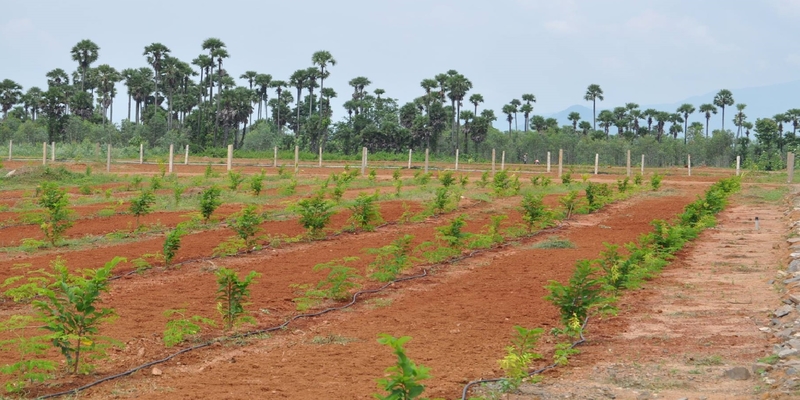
592, 100, 596, 131
214, 67, 223, 147
705, 117, 709, 138
127, 93, 131, 121
168, 87, 173, 130
720, 107, 725, 133
296, 88, 302, 137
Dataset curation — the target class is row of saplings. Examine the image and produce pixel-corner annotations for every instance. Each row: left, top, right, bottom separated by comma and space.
0, 169, 663, 396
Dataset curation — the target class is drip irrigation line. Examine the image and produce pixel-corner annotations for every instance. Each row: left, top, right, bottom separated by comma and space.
460, 318, 589, 400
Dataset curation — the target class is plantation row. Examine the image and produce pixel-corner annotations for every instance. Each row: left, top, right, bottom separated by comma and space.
0, 162, 671, 397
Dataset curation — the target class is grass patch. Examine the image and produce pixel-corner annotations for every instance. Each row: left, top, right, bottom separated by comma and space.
739, 185, 788, 204
310, 334, 357, 345
531, 236, 575, 249
688, 355, 724, 366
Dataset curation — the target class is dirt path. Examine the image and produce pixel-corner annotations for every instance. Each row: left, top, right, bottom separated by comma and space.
60, 185, 706, 399
502, 189, 787, 399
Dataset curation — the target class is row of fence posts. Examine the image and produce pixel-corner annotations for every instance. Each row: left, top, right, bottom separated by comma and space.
3, 140, 787, 181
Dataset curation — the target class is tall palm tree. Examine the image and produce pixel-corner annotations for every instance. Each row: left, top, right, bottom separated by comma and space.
70, 39, 99, 92
23, 86, 43, 121
240, 70, 258, 125
521, 93, 536, 132
270, 80, 287, 130
774, 112, 788, 140
94, 64, 121, 125
289, 69, 308, 136
520, 103, 533, 132
501, 104, 515, 132
612, 106, 628, 135
732, 103, 747, 139
584, 84, 604, 131
447, 73, 472, 151
786, 109, 800, 135
676, 103, 695, 144
320, 87, 337, 117
254, 73, 272, 120
469, 93, 484, 115
568, 111, 581, 131
597, 109, 614, 137
669, 113, 684, 140
213, 48, 230, 144
143, 42, 171, 116
201, 38, 226, 108
509, 99, 521, 131
698, 103, 717, 137
305, 67, 320, 117
311, 50, 336, 115
713, 89, 734, 132
0, 79, 23, 118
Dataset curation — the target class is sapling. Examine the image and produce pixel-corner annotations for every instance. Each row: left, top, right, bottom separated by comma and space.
199, 186, 222, 222
438, 170, 456, 187
162, 309, 215, 347
215, 268, 260, 330
558, 190, 580, 219
498, 326, 544, 390
650, 173, 663, 191
37, 182, 73, 246
230, 205, 264, 248
476, 171, 490, 188
367, 235, 415, 282
492, 170, 511, 196
374, 334, 431, 400
173, 183, 186, 206
129, 189, 156, 230
348, 192, 383, 231
228, 170, 244, 190
436, 214, 469, 249
295, 191, 335, 238
163, 226, 185, 266
368, 168, 377, 184
249, 171, 265, 196
520, 193, 547, 232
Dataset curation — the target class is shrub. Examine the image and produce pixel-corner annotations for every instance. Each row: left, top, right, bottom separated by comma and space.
199, 186, 222, 222
368, 168, 377, 184
374, 334, 431, 400
438, 171, 456, 187
292, 258, 362, 310
429, 186, 452, 215
520, 193, 547, 232
492, 170, 512, 196
230, 205, 264, 248
545, 260, 614, 337
561, 171, 573, 185
249, 171, 265, 196
172, 183, 186, 206
650, 173, 663, 191
37, 182, 73, 245
295, 192, 335, 238
585, 182, 612, 211
349, 192, 383, 231
558, 190, 580, 219
436, 214, 469, 249
616, 176, 630, 192
633, 173, 643, 186
215, 268, 260, 330
367, 235, 415, 282
476, 171, 489, 188
129, 190, 156, 229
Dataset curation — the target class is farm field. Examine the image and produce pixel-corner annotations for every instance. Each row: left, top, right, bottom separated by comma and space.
0, 160, 783, 399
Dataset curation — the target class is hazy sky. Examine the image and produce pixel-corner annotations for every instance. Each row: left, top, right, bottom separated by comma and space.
2, 0, 799, 122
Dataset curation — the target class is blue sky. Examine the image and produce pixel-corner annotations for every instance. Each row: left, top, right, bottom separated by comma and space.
1, 0, 799, 122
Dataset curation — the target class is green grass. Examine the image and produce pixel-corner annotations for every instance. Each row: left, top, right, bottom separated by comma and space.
531, 236, 575, 249
310, 334, 357, 345
739, 185, 788, 203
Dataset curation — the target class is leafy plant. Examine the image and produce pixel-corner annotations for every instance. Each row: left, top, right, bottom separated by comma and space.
650, 173, 663, 191
162, 309, 215, 347
476, 171, 490, 188
204, 163, 214, 179
295, 192, 335, 238
436, 214, 469, 249
545, 260, 614, 337
413, 171, 432, 185
230, 205, 264, 248
520, 193, 548, 232
199, 186, 222, 222
163, 226, 185, 266
532, 236, 575, 249
172, 183, 186, 206
37, 181, 73, 245
374, 334, 431, 400
459, 174, 469, 188
281, 177, 298, 195
429, 186, 452, 215
129, 175, 143, 190
292, 258, 362, 310
249, 171, 265, 196
498, 326, 544, 390
492, 170, 512, 196
367, 235, 415, 282
633, 173, 643, 186
349, 192, 383, 231
392, 169, 402, 182
78, 184, 92, 195
149, 175, 163, 190
585, 182, 612, 211
438, 170, 456, 187
215, 268, 260, 330
228, 170, 244, 190
558, 190, 580, 219
616, 176, 630, 192
561, 171, 573, 185
129, 190, 156, 229
368, 168, 377, 184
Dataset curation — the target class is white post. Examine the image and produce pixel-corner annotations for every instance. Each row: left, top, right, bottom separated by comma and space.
227, 144, 233, 171
139, 143, 143, 164
361, 147, 367, 175
424, 148, 429, 173
455, 149, 459, 171
168, 144, 174, 173
688, 154, 692, 176
788, 152, 795, 183
501, 151, 506, 171
558, 149, 563, 179
736, 155, 741, 176
294, 145, 299, 173
318, 146, 323, 168
408, 149, 412, 169
106, 144, 112, 172
7, 140, 11, 161
491, 149, 496, 175
641, 154, 645, 175
546, 151, 551, 173
51, 142, 55, 162
184, 145, 189, 165
626, 150, 631, 177
42, 142, 47, 165
273, 146, 278, 167
594, 153, 599, 175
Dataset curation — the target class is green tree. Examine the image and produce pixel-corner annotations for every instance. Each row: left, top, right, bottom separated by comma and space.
311, 50, 337, 115
143, 43, 171, 117
469, 93, 484, 115
713, 89, 734, 132
676, 103, 695, 144
584, 84, 604, 131
215, 268, 259, 330
0, 79, 23, 119
37, 182, 73, 245
568, 111, 581, 131
70, 39, 99, 92
699, 103, 717, 137
374, 334, 431, 400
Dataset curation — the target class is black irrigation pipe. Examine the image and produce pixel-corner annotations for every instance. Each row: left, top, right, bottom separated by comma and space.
459, 318, 589, 400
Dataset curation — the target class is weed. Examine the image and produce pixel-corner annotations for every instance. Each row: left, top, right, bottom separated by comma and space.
311, 334, 356, 345
162, 309, 215, 347
532, 236, 575, 249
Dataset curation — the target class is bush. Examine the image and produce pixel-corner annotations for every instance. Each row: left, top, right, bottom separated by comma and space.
348, 192, 383, 231
228, 170, 244, 190
230, 205, 264, 248
37, 182, 73, 245
295, 192, 335, 238
163, 226, 184, 266
199, 186, 222, 222
129, 190, 156, 229
367, 235, 415, 282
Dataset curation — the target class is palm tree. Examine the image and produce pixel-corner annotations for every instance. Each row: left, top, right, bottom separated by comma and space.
320, 87, 337, 117
774, 113, 788, 140
612, 106, 628, 136
254, 73, 272, 120
143, 42, 171, 116
676, 103, 695, 144
584, 84, 604, 131
94, 64, 121, 125
469, 93, 484, 115
669, 113, 684, 140
509, 99, 521, 131
289, 69, 308, 136
213, 48, 230, 145
201, 38, 226, 107
0, 79, 23, 118
597, 109, 614, 137
311, 50, 336, 115
733, 103, 747, 139
23, 86, 43, 121
501, 104, 515, 132
447, 73, 472, 151
521, 93, 536, 132
270, 80, 287, 130
653, 111, 670, 142
46, 68, 70, 87
240, 70, 258, 125
712, 89, 734, 132
786, 109, 800, 135
642, 109, 657, 134
698, 103, 717, 137
70, 39, 99, 92
578, 120, 591, 135
304, 67, 320, 117
568, 111, 581, 131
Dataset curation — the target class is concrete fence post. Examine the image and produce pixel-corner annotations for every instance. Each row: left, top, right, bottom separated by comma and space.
736, 155, 741, 176
7, 140, 11, 161
455, 149, 459, 171
139, 143, 143, 164
273, 146, 278, 167
184, 145, 189, 165
318, 146, 323, 168
361, 147, 367, 175
51, 142, 55, 162
594, 153, 599, 175
546, 151, 551, 173
788, 152, 795, 183
491, 149, 496, 175
424, 148, 429, 173
407, 149, 412, 169
640, 154, 645, 175
688, 154, 692, 176
626, 150, 631, 177
294, 145, 299, 173
558, 149, 563, 179
168, 144, 174, 173
501, 151, 505, 171
227, 144, 233, 171
42, 142, 47, 165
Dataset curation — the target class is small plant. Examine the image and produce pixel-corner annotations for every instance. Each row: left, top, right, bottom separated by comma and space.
545, 260, 614, 337
438, 170, 456, 187
616, 176, 630, 192
230, 205, 264, 248
204, 163, 214, 179
163, 226, 185, 266
84, 164, 92, 176
129, 190, 156, 229
162, 309, 215, 347
392, 169, 402, 182
634, 173, 643, 186
476, 171, 490, 188
368, 168, 377, 184
650, 173, 663, 191
585, 182, 612, 211
414, 171, 432, 185
367, 235, 415, 282
249, 171, 265, 196
374, 334, 431, 400
130, 175, 143, 190
349, 192, 383, 231
295, 192, 335, 238
37, 181, 73, 246
281, 177, 298, 195
520, 193, 547, 232
558, 190, 580, 219
436, 214, 469, 249
215, 268, 260, 330
492, 170, 512, 196
199, 186, 222, 222
278, 165, 293, 179
393, 176, 403, 197
157, 160, 167, 177
228, 170, 244, 190
532, 236, 575, 249
149, 175, 163, 190
171, 183, 186, 207
429, 186, 452, 215
459, 174, 469, 188
541, 176, 552, 187
581, 173, 590, 183
498, 326, 544, 390
78, 184, 92, 195
292, 258, 362, 310
561, 171, 573, 185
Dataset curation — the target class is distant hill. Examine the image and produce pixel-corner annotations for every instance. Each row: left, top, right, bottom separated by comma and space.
545, 80, 800, 132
